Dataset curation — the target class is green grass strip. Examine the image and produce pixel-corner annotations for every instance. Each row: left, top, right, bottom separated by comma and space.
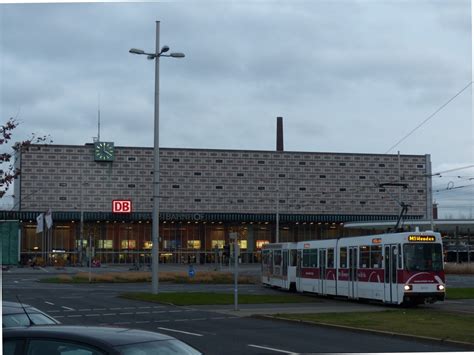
121, 292, 320, 305
446, 287, 474, 299
278, 309, 474, 344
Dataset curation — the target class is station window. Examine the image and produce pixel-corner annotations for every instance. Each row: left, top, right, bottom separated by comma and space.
194, 172, 202, 176
319, 175, 326, 178
172, 158, 180, 162
172, 185, 180, 189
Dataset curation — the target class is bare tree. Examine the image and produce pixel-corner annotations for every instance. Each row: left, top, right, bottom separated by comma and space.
1, 117, 52, 198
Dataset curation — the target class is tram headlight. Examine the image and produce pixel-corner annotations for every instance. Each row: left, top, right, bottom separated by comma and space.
404, 284, 413, 291
437, 284, 445, 291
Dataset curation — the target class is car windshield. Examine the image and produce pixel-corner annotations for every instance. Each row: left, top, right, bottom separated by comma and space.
3, 313, 57, 328
116, 340, 202, 355
403, 243, 443, 272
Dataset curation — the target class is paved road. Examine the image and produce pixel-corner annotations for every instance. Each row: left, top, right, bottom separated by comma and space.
2, 272, 470, 354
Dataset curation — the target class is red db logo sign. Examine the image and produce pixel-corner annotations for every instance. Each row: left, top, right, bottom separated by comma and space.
112, 200, 132, 213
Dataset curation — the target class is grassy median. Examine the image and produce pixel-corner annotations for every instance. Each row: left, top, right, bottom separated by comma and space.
277, 309, 474, 344
446, 287, 474, 299
120, 292, 320, 305
40, 271, 258, 284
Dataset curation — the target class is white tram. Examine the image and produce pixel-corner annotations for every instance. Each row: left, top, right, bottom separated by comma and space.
262, 231, 445, 305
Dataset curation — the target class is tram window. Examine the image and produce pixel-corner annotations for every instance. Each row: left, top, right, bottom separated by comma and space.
359, 246, 370, 268
303, 250, 311, 267
370, 245, 382, 268
327, 248, 334, 268
274, 250, 282, 266
303, 249, 317, 267
310, 249, 318, 267
339, 247, 347, 268
403, 243, 443, 271
290, 250, 297, 266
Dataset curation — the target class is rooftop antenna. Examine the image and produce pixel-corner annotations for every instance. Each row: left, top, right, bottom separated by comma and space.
15, 295, 34, 326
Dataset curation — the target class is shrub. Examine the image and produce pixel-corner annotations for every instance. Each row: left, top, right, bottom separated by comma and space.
444, 262, 474, 274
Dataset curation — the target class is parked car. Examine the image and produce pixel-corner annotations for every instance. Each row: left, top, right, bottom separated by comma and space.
2, 301, 60, 328
3, 325, 203, 355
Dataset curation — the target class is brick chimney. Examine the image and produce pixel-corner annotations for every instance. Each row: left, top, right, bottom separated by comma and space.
276, 116, 284, 151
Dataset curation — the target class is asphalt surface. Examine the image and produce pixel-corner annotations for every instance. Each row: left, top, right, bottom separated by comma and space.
2, 266, 474, 354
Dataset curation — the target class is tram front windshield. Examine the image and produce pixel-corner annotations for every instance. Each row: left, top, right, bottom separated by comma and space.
403, 243, 443, 272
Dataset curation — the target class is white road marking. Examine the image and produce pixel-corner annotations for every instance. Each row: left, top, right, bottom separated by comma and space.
154, 319, 170, 323
39, 267, 50, 273
248, 344, 297, 354
14, 281, 19, 283
174, 319, 188, 322
78, 309, 91, 311
119, 312, 133, 315
66, 315, 82, 318
61, 306, 75, 311
85, 314, 101, 317
190, 318, 207, 321
138, 306, 151, 309
157, 327, 204, 337
136, 311, 148, 314
103, 313, 117, 316
45, 301, 55, 306
135, 321, 151, 324
92, 308, 106, 311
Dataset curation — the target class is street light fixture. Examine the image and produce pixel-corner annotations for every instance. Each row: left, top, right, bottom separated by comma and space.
129, 21, 184, 295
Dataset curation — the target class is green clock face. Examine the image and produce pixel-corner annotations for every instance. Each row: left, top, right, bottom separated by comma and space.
94, 142, 115, 162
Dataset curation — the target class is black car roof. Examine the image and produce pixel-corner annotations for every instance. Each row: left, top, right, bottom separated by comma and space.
3, 325, 175, 347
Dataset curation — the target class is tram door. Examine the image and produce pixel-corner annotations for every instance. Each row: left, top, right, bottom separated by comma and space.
319, 249, 327, 295
384, 244, 399, 304
348, 247, 358, 299
296, 250, 302, 291
282, 250, 289, 289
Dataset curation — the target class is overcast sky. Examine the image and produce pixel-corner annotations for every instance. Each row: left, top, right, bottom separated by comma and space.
1, 1, 472, 216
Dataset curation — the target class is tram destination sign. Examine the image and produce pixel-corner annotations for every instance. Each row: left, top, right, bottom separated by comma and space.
408, 235, 436, 242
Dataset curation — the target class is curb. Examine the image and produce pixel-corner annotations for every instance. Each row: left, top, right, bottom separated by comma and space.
253, 314, 474, 351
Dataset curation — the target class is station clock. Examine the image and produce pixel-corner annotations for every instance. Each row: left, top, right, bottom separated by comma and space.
94, 141, 115, 162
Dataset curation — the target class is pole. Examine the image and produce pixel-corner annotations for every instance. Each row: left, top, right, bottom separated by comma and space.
234, 237, 239, 311
151, 21, 161, 294
276, 196, 280, 243
79, 181, 84, 266
89, 232, 92, 283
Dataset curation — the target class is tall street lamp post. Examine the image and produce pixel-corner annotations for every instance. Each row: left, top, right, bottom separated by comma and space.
129, 21, 185, 294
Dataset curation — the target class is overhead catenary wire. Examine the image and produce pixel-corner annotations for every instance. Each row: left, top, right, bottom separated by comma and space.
384, 81, 473, 154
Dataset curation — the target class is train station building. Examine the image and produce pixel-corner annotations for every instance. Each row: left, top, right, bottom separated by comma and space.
1, 119, 435, 265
